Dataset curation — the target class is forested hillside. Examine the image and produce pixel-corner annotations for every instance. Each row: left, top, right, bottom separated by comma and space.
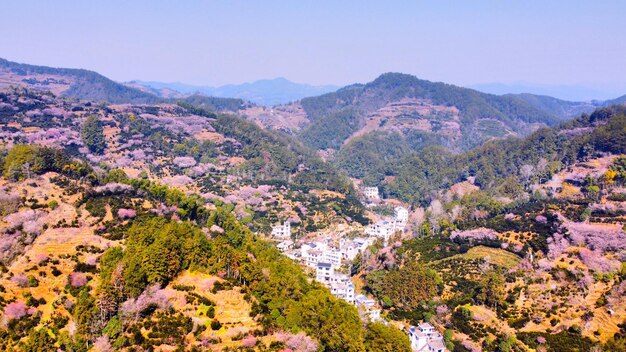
1, 58, 625, 352
372, 105, 626, 206
297, 73, 586, 152
505, 93, 597, 119
0, 58, 162, 104
0, 87, 409, 350
338, 106, 626, 352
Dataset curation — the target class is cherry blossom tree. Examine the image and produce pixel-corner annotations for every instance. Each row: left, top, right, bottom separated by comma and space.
117, 208, 137, 220
241, 336, 257, 348
578, 248, 621, 273
173, 156, 197, 168
276, 332, 318, 352
92, 336, 113, 352
69, 272, 88, 287
120, 285, 171, 322
93, 183, 133, 195
4, 301, 28, 320
450, 228, 498, 242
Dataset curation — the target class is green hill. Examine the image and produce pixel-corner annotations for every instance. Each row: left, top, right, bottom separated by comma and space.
299, 73, 572, 151
0, 58, 162, 104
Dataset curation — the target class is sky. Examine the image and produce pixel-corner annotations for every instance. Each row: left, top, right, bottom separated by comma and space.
1, 0, 625, 100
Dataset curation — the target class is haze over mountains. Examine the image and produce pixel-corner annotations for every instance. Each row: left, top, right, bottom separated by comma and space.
469, 82, 625, 102
1, 56, 625, 156
127, 78, 339, 106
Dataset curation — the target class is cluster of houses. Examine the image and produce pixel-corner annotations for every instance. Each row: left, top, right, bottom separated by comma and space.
303, 237, 376, 304
364, 205, 409, 244
274, 233, 376, 306
269, 194, 447, 351
408, 323, 447, 352
271, 204, 410, 304
315, 262, 355, 303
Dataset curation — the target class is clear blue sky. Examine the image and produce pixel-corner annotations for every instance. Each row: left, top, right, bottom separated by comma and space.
1, 0, 625, 96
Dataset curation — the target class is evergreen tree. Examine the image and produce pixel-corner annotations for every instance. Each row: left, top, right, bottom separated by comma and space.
364, 322, 412, 352
82, 115, 106, 154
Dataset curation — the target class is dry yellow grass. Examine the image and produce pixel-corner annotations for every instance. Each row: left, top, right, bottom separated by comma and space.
498, 231, 534, 247
442, 246, 522, 269
166, 271, 261, 350
0, 176, 115, 325
560, 182, 581, 198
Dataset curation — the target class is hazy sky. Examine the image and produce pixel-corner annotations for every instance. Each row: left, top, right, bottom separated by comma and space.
2, 0, 625, 96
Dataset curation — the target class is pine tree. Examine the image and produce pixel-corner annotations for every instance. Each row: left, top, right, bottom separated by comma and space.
82, 115, 106, 154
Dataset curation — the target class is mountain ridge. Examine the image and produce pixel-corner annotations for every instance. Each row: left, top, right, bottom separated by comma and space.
469, 81, 624, 101
0, 57, 162, 104
129, 77, 339, 106
293, 72, 592, 151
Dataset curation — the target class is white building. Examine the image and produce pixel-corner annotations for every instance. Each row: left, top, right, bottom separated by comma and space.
408, 323, 447, 352
271, 221, 291, 238
329, 273, 355, 304
323, 249, 342, 268
330, 281, 355, 304
315, 264, 355, 304
305, 249, 323, 268
276, 240, 293, 252
355, 294, 376, 309
339, 237, 373, 261
368, 309, 382, 322
364, 220, 397, 243
301, 240, 344, 269
301, 242, 322, 267
363, 187, 380, 200
395, 206, 409, 223
316, 262, 334, 284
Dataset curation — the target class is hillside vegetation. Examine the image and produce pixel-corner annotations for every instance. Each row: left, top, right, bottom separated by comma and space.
0, 88, 407, 350
298, 73, 582, 151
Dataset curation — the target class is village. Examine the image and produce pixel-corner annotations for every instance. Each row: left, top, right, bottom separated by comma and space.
269, 186, 447, 352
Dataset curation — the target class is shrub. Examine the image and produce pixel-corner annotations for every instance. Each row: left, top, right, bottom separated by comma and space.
210, 319, 222, 330
27, 275, 39, 287
0, 191, 20, 215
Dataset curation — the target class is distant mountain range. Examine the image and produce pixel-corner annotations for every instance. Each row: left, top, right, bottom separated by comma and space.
468, 82, 625, 102
1, 57, 625, 147
239, 73, 607, 152
127, 78, 339, 106
0, 58, 246, 111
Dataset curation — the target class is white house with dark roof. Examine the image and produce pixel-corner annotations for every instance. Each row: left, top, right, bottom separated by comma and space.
408, 323, 447, 352
316, 262, 334, 284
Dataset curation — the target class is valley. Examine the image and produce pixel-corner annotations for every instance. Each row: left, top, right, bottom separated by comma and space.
0, 58, 624, 352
